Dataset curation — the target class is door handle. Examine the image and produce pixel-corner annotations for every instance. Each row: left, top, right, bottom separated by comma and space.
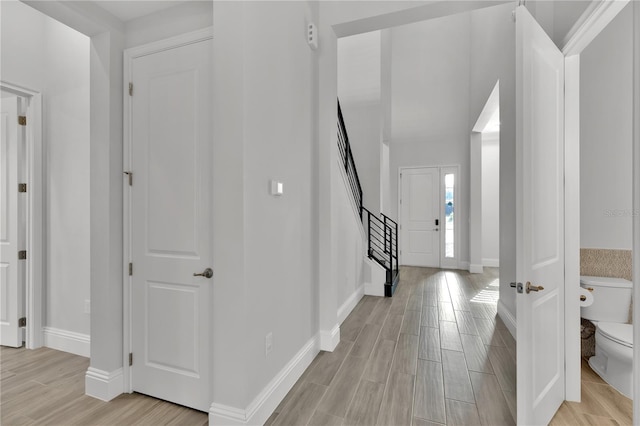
193, 268, 213, 279
526, 281, 544, 294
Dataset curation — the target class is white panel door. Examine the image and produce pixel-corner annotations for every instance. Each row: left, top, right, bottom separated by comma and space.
516, 6, 565, 424
0, 97, 22, 347
130, 38, 212, 412
400, 168, 440, 267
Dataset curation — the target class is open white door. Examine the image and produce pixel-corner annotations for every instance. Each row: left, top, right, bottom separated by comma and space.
129, 37, 212, 411
516, 6, 565, 425
0, 97, 23, 347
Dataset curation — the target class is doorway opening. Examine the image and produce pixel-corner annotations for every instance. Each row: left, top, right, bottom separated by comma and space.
470, 81, 500, 274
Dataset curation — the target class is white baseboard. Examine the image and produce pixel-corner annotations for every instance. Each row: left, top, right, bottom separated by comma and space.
319, 324, 340, 351
469, 264, 484, 274
497, 300, 517, 339
337, 285, 364, 325
43, 326, 90, 357
85, 367, 124, 402
209, 333, 320, 426
482, 258, 500, 267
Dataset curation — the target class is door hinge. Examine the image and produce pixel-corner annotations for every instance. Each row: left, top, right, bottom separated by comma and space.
129, 82, 133, 96
18, 116, 26, 126
18, 250, 27, 260
129, 262, 133, 276
124, 171, 132, 186
18, 317, 26, 327
129, 353, 133, 366
18, 183, 27, 193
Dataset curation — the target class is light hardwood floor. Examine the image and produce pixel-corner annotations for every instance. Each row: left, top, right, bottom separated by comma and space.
550, 358, 633, 425
2, 266, 631, 425
0, 346, 207, 425
266, 266, 517, 426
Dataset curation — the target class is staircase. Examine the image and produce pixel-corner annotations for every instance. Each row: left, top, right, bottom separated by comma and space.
338, 100, 400, 296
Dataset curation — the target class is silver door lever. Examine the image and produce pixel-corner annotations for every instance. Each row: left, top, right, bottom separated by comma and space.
194, 268, 213, 279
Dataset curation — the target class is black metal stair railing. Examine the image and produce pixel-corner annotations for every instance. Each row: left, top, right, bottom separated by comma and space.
338, 99, 400, 296
337, 100, 363, 218
363, 208, 399, 296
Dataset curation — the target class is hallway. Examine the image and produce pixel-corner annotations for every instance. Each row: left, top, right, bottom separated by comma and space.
267, 266, 516, 426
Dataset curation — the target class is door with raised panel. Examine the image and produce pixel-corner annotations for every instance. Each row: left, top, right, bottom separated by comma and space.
130, 38, 212, 412
515, 5, 565, 424
0, 96, 23, 348
400, 167, 440, 267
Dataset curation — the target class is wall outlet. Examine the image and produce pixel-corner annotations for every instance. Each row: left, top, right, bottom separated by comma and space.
84, 300, 90, 314
265, 332, 273, 357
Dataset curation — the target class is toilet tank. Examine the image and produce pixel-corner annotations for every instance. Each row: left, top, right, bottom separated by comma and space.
580, 276, 632, 323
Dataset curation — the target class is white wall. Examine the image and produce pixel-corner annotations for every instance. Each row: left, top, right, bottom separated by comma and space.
334, 167, 367, 310
481, 133, 500, 265
1, 1, 91, 338
468, 3, 516, 319
388, 12, 472, 265
338, 31, 382, 213
211, 1, 319, 414
580, 4, 633, 250
341, 103, 382, 212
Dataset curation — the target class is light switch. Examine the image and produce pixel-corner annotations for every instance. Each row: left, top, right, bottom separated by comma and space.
270, 180, 283, 196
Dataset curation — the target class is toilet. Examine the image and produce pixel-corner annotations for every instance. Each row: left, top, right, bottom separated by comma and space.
580, 275, 633, 399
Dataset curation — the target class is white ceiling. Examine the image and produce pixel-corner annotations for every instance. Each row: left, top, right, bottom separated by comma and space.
93, 1, 190, 23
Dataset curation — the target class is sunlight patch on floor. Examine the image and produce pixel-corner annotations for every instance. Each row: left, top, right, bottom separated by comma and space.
471, 279, 500, 304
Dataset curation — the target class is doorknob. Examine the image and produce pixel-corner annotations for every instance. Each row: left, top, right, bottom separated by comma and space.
193, 268, 213, 279
526, 281, 544, 294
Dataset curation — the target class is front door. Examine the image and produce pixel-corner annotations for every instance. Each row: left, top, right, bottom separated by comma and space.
0, 96, 23, 348
516, 6, 565, 424
129, 38, 212, 412
400, 167, 440, 267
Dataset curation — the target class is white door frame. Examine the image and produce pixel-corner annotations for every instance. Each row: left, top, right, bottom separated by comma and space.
560, 0, 630, 403
398, 165, 460, 269
122, 27, 214, 393
0, 81, 44, 350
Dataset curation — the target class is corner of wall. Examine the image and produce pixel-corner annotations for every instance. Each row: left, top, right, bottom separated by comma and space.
209, 334, 320, 426
497, 299, 516, 339
85, 367, 124, 402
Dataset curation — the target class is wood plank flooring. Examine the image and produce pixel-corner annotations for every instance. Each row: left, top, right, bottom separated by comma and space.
550, 358, 633, 425
267, 266, 517, 426
1, 265, 631, 425
0, 346, 207, 425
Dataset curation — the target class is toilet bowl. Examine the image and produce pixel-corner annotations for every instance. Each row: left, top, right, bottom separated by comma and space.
589, 321, 633, 399
580, 276, 633, 399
